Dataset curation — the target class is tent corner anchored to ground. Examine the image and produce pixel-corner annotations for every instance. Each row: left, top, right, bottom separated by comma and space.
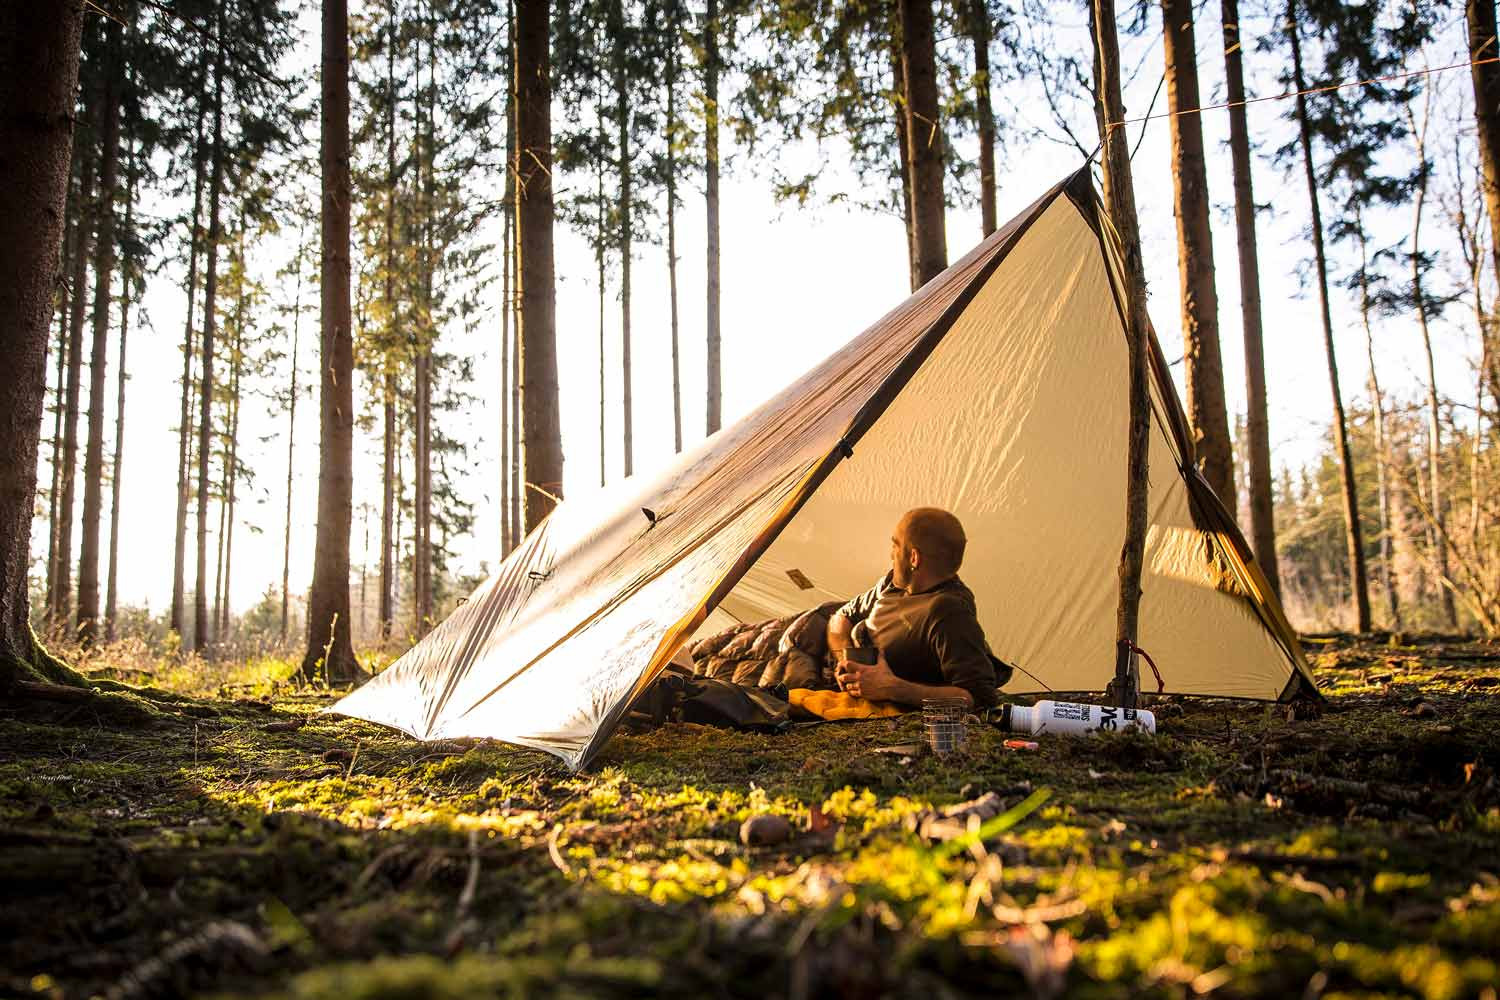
331, 167, 1319, 771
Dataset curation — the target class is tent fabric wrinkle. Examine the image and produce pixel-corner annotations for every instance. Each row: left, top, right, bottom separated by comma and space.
331, 169, 1317, 770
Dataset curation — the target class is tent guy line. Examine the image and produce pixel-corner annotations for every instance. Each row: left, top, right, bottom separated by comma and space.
1106, 53, 1500, 131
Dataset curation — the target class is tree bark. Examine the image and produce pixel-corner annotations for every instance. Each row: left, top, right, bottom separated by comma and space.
510, 206, 522, 544
213, 404, 227, 640
612, 0, 635, 479
1162, 0, 1233, 508
76, 18, 122, 648
596, 93, 607, 487
301, 0, 361, 683
968, 0, 997, 238
1287, 0, 1371, 632
171, 111, 206, 642
1220, 0, 1279, 596
1092, 0, 1152, 707
704, 0, 722, 435
1469, 0, 1500, 299
194, 26, 226, 654
666, 0, 683, 454
413, 16, 434, 634
0, 1, 85, 682
1408, 97, 1457, 628
283, 238, 303, 642
516, 0, 562, 530
500, 2, 515, 551
1358, 224, 1400, 628
46, 189, 74, 625
890, 28, 917, 291
105, 138, 137, 641
53, 115, 94, 629
899, 0, 947, 287
379, 0, 398, 635
508, 0, 522, 547
379, 374, 394, 635
218, 245, 244, 639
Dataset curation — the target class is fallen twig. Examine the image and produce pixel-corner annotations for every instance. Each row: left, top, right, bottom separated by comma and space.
547, 823, 571, 876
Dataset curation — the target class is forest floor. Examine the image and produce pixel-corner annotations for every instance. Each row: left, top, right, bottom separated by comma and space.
2, 635, 1499, 999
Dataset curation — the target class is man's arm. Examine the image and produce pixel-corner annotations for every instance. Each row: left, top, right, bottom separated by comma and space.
927, 603, 998, 708
841, 652, 974, 708
827, 612, 855, 655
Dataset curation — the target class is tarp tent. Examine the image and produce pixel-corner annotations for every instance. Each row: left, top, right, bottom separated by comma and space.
332, 170, 1317, 770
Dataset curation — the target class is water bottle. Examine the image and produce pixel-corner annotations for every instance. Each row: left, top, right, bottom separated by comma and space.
1000, 700, 1156, 736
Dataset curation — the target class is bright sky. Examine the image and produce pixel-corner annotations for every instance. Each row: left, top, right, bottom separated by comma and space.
36, 4, 1486, 623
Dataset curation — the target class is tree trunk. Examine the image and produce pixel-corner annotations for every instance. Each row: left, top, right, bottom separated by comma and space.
1408, 98, 1457, 629
612, 0, 634, 479
379, 0, 398, 635
596, 94, 607, 487
414, 6, 435, 635
1287, 0, 1371, 632
301, 0, 361, 683
394, 410, 404, 616
508, 0, 522, 546
1469, 0, 1500, 299
379, 375, 394, 635
212, 421, 227, 642
359, 506, 369, 639
46, 191, 74, 626
1092, 0, 1152, 707
890, 28, 918, 291
500, 206, 513, 535
1358, 224, 1400, 628
283, 238, 303, 643
1161, 0, 1233, 508
704, 0, 722, 435
53, 114, 95, 629
899, 0, 947, 287
500, 5, 515, 551
510, 215, 522, 543
0, 1, 84, 683
1220, 0, 1279, 595
1462, 154, 1489, 557
666, 0, 683, 454
171, 112, 206, 642
194, 26, 226, 654
76, 18, 122, 648
219, 249, 244, 639
968, 0, 997, 238
414, 348, 430, 629
105, 138, 137, 641
516, 0, 562, 531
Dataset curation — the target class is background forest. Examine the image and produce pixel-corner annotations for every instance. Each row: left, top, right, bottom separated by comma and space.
26, 0, 1500, 674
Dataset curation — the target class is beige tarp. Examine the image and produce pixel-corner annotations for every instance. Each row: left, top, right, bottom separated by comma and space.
332, 171, 1315, 770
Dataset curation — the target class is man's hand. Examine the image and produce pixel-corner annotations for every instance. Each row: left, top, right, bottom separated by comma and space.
839, 651, 904, 702
836, 649, 975, 708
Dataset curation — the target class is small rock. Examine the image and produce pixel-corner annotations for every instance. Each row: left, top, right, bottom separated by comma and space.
739, 813, 792, 847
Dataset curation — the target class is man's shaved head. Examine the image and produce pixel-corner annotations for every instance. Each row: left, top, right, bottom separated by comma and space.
896, 507, 967, 579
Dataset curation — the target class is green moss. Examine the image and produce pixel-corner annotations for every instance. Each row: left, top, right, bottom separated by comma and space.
5, 634, 1500, 998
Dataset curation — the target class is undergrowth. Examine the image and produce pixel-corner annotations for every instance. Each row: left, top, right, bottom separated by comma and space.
2, 634, 1498, 998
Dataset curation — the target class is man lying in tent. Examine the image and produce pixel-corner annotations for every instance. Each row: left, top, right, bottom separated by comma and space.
829, 508, 1007, 709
